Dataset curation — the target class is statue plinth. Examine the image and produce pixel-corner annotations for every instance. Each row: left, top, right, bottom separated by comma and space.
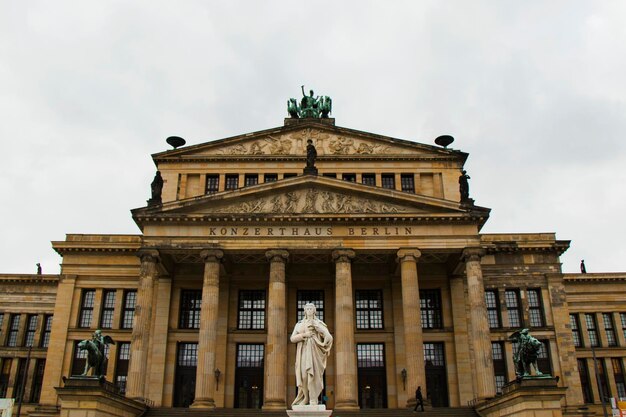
284, 117, 335, 126
303, 166, 318, 176
287, 404, 333, 417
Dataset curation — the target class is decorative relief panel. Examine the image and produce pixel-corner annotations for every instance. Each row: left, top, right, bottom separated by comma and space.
209, 188, 412, 214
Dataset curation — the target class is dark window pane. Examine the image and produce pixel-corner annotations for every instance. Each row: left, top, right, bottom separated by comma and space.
603, 313, 618, 347
355, 290, 383, 330
115, 342, 131, 394
585, 314, 599, 347
244, 174, 258, 187
381, 174, 395, 189
357, 343, 385, 368
41, 315, 53, 348
420, 289, 442, 329
264, 174, 277, 182
527, 289, 544, 327
297, 290, 324, 322
100, 290, 116, 329
7, 314, 21, 347
79, 290, 96, 328
505, 290, 522, 328
485, 290, 501, 328
401, 174, 415, 193
121, 290, 137, 329
238, 290, 266, 330
236, 344, 264, 368
570, 314, 583, 347
30, 359, 46, 402
342, 173, 356, 182
225, 174, 239, 190
362, 173, 376, 186
206, 175, 219, 194
179, 290, 202, 329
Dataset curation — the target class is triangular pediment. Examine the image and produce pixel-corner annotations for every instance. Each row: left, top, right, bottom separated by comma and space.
134, 176, 478, 219
153, 122, 465, 161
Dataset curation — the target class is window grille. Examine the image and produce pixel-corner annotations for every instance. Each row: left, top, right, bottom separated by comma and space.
238, 290, 266, 330
7, 314, 21, 347
585, 313, 600, 347
420, 289, 442, 329
603, 313, 618, 347
381, 174, 395, 189
355, 290, 383, 329
362, 173, 376, 186
115, 342, 131, 394
121, 290, 136, 329
179, 290, 202, 329
485, 290, 501, 328
79, 290, 96, 328
244, 174, 258, 187
505, 290, 522, 328
206, 175, 219, 194
578, 359, 593, 403
100, 290, 116, 329
527, 289, 545, 327
342, 173, 356, 182
24, 315, 38, 347
357, 343, 385, 368
236, 344, 264, 368
401, 174, 415, 192
264, 174, 277, 182
225, 174, 239, 190
297, 290, 324, 322
570, 314, 583, 347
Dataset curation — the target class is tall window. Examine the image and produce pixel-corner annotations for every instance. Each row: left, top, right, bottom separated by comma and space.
71, 341, 88, 375
578, 359, 593, 403
423, 343, 446, 367
613, 358, 626, 399
24, 315, 38, 347
342, 173, 356, 182
297, 290, 324, 322
570, 314, 583, 347
7, 314, 21, 347
527, 289, 545, 327
485, 290, 501, 328
13, 359, 27, 402
179, 290, 202, 329
264, 174, 278, 183
357, 343, 385, 367
381, 174, 395, 189
225, 174, 239, 190
238, 290, 266, 330
597, 358, 611, 401
537, 340, 552, 375
30, 359, 46, 403
0, 313, 3, 335
121, 290, 137, 329
41, 315, 53, 348
621, 313, 626, 341
355, 290, 383, 330
492, 342, 507, 394
362, 173, 375, 186
206, 175, 219, 194
603, 313, 618, 347
244, 174, 258, 187
0, 359, 11, 398
420, 289, 442, 329
505, 290, 522, 328
100, 290, 116, 329
115, 342, 131, 394
585, 313, 600, 347
401, 174, 415, 193
79, 289, 96, 328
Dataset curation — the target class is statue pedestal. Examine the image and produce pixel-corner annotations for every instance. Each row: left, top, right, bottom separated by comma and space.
287, 404, 333, 417
303, 167, 318, 176
54, 376, 146, 417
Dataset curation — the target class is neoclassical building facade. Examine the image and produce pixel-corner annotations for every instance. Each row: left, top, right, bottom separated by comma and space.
1, 116, 625, 416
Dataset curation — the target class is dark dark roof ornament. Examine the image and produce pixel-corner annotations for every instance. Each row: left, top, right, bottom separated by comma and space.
288, 86, 332, 119
435, 135, 454, 148
166, 136, 186, 149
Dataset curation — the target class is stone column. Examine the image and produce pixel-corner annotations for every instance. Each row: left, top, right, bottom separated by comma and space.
463, 247, 496, 399
263, 249, 289, 410
332, 249, 359, 411
191, 249, 224, 409
126, 250, 160, 400
397, 248, 426, 408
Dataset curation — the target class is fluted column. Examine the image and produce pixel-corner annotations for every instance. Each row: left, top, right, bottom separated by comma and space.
397, 248, 426, 408
463, 247, 496, 399
332, 249, 359, 410
191, 249, 224, 408
263, 249, 290, 410
127, 250, 160, 400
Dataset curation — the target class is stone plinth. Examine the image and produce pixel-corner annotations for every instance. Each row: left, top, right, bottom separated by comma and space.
476, 377, 566, 417
287, 404, 333, 417
55, 376, 146, 417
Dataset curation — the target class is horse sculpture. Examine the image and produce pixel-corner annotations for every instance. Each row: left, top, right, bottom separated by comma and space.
78, 331, 115, 377
510, 328, 544, 378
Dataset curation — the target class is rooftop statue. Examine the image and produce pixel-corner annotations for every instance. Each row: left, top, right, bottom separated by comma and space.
287, 86, 332, 119
77, 329, 115, 378
509, 328, 547, 378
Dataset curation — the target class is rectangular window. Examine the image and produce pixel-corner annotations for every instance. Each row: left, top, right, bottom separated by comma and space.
121, 290, 137, 329
401, 174, 415, 193
178, 342, 198, 367
527, 289, 545, 327
244, 174, 258, 187
179, 290, 202, 329
322, 173, 337, 179
206, 175, 219, 194
41, 315, 53, 348
423, 342, 446, 367
357, 343, 385, 368
100, 290, 116, 329
505, 290, 522, 328
7, 314, 21, 347
238, 290, 266, 330
0, 313, 3, 334
485, 290, 501, 329
342, 173, 356, 182
79, 289, 96, 328
621, 313, 626, 341
13, 359, 27, 402
381, 174, 395, 189
71, 341, 88, 375
613, 358, 626, 399
355, 290, 383, 330
362, 173, 376, 186
570, 314, 583, 347
597, 358, 611, 401
537, 340, 552, 375
283, 173, 297, 179
0, 359, 11, 398
604, 313, 618, 347
115, 342, 131, 394
236, 344, 264, 368
297, 290, 324, 322
30, 359, 46, 403
585, 313, 600, 347
225, 174, 239, 190
264, 173, 278, 183
420, 289, 442, 329
492, 342, 507, 394
578, 359, 593, 403
24, 315, 38, 347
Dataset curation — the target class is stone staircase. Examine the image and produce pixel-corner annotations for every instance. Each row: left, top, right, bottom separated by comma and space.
144, 406, 479, 417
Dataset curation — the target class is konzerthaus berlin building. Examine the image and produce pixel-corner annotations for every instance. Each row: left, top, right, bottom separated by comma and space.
1, 110, 625, 416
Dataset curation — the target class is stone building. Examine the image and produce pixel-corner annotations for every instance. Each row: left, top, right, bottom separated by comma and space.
1, 115, 625, 416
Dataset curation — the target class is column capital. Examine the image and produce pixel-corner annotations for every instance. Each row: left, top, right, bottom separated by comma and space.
332, 248, 355, 263
200, 249, 224, 263
396, 248, 421, 263
137, 249, 160, 264
265, 249, 289, 263
462, 247, 485, 262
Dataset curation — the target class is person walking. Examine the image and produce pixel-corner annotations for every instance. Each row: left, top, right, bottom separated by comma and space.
414, 386, 424, 412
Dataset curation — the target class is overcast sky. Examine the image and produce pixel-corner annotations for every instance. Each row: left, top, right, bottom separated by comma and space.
1, 1, 625, 275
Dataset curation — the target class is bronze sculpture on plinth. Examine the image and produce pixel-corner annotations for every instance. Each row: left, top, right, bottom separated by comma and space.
77, 329, 115, 378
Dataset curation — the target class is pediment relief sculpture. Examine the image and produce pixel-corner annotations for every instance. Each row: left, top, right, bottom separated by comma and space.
207, 188, 413, 215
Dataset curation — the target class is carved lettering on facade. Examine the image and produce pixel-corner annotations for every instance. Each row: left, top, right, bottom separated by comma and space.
201, 225, 416, 237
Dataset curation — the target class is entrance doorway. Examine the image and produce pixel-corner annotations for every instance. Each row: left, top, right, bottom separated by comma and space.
173, 343, 197, 407
234, 344, 264, 409
357, 343, 387, 408
424, 342, 448, 407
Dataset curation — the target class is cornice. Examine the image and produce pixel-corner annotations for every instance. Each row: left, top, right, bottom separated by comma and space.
53, 242, 142, 256
154, 154, 462, 164
0, 274, 60, 284
563, 273, 626, 282
483, 241, 570, 256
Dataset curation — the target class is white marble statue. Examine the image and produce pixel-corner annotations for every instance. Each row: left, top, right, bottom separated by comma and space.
290, 303, 333, 407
